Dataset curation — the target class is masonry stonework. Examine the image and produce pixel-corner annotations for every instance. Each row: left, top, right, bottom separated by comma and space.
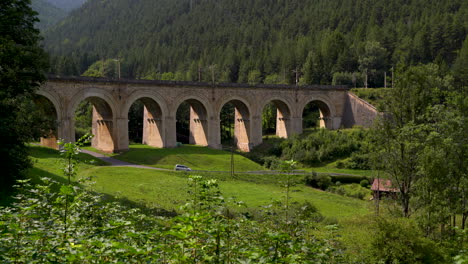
38, 77, 377, 153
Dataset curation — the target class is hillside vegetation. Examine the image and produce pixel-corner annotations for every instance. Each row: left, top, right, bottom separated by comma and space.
44, 0, 467, 87
27, 145, 370, 218
44, 0, 86, 11
31, 0, 66, 31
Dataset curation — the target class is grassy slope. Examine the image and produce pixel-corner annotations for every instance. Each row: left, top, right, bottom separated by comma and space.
350, 88, 390, 111
28, 145, 370, 219
84, 144, 264, 171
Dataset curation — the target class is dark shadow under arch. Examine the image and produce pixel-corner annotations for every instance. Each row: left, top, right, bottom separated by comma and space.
128, 97, 164, 147
74, 96, 115, 152
220, 99, 251, 151
262, 100, 291, 138
33, 94, 59, 149
302, 100, 332, 130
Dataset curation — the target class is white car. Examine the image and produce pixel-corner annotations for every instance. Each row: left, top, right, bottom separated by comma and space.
174, 164, 192, 171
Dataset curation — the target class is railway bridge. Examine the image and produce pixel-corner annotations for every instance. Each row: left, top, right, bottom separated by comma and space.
37, 77, 378, 152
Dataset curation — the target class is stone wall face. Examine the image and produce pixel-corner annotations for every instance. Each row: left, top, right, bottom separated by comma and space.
342, 92, 381, 128
38, 77, 377, 152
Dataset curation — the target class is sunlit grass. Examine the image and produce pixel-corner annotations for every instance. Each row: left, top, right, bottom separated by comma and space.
84, 144, 265, 172
27, 145, 371, 219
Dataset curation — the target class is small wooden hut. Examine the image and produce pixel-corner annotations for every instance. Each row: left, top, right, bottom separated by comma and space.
371, 178, 399, 200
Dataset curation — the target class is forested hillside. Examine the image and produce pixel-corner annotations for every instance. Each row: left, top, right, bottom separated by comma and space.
31, 0, 66, 31
44, 0, 467, 86
45, 0, 87, 11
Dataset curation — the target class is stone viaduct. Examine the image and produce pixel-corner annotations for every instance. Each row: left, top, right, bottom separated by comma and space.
37, 77, 379, 152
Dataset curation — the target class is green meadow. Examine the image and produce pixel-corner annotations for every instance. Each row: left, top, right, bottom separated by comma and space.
29, 145, 371, 219
84, 144, 264, 172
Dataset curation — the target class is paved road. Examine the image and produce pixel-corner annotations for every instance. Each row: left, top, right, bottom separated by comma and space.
82, 149, 363, 177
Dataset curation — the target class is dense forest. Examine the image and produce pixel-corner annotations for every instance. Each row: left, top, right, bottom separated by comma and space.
44, 0, 467, 87
31, 0, 66, 30
43, 0, 86, 11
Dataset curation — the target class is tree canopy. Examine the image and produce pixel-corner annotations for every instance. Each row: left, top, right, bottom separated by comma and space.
0, 0, 48, 192
43, 0, 467, 86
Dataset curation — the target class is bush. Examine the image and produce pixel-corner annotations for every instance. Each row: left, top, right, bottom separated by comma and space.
368, 217, 446, 263
280, 129, 367, 165
345, 152, 371, 170
360, 179, 369, 188
328, 183, 371, 200
262, 156, 282, 170
331, 175, 368, 184
332, 71, 365, 87
304, 172, 333, 190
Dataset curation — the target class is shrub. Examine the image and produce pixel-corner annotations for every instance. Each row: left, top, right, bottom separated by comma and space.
336, 161, 345, 169
262, 156, 282, 170
345, 152, 371, 170
304, 172, 333, 190
280, 129, 366, 165
331, 175, 368, 184
332, 72, 365, 87
360, 179, 369, 188
328, 183, 372, 200
369, 217, 446, 263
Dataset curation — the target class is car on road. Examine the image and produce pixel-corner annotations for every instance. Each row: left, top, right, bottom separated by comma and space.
174, 164, 192, 171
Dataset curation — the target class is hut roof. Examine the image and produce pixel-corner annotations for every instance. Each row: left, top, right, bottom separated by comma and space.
371, 179, 399, 192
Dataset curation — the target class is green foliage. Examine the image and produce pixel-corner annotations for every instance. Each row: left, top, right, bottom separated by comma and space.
46, 0, 85, 11
263, 73, 282, 84
89, 144, 265, 172
31, 0, 67, 31
371, 63, 467, 230
452, 35, 468, 88
58, 133, 93, 183
344, 152, 371, 170
368, 218, 446, 263
262, 102, 276, 135
359, 179, 369, 188
248, 69, 262, 84
82, 59, 120, 78
330, 175, 369, 184
328, 183, 371, 200
44, 0, 467, 85
262, 155, 282, 170
29, 144, 371, 219
280, 129, 368, 166
0, 0, 49, 193
220, 102, 235, 143
304, 172, 333, 190
74, 100, 92, 140
350, 88, 392, 111
332, 71, 364, 87
0, 145, 341, 263
358, 41, 388, 87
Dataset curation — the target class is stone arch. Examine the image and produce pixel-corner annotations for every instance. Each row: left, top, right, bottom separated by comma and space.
300, 96, 335, 129
34, 92, 60, 149
173, 95, 211, 146
260, 98, 292, 138
218, 96, 252, 151
123, 92, 167, 148
69, 90, 118, 152
35, 90, 62, 120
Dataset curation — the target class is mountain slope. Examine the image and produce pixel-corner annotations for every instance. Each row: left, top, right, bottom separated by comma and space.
31, 0, 67, 31
45, 0, 87, 11
44, 0, 467, 86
